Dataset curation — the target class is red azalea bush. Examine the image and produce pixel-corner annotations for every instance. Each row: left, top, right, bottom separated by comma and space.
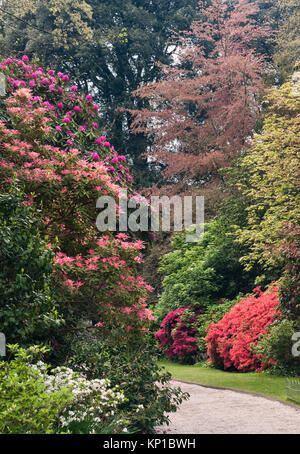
205, 285, 281, 372
155, 306, 200, 363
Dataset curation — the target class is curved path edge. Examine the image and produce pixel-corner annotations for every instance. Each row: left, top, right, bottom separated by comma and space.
172, 378, 300, 410
157, 379, 300, 434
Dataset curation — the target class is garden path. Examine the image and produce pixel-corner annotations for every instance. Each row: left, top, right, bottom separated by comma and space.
157, 380, 300, 434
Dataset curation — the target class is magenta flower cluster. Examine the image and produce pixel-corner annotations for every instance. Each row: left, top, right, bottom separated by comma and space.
155, 307, 199, 362
0, 56, 133, 188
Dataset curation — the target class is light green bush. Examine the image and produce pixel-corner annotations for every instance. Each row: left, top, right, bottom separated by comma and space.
254, 319, 300, 376
0, 345, 73, 434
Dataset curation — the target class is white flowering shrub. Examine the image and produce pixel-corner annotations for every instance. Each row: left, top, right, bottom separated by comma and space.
43, 366, 127, 433
28, 359, 127, 433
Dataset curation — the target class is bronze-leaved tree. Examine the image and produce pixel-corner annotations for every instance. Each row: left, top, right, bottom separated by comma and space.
129, 0, 272, 192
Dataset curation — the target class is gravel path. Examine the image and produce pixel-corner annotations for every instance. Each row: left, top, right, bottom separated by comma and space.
157, 380, 300, 434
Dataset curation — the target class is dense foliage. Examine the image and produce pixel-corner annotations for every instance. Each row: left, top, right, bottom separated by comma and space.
0, 0, 299, 434
272, 0, 300, 82
155, 69, 299, 375
196, 298, 240, 358
232, 81, 300, 270
0, 56, 135, 190
0, 345, 73, 434
0, 57, 188, 434
277, 225, 300, 322
155, 219, 260, 322
0, 82, 151, 341
0, 188, 61, 345
254, 319, 300, 376
129, 0, 271, 191
61, 332, 189, 433
0, 344, 129, 434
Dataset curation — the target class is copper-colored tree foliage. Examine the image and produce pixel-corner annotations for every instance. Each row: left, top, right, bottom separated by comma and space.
129, 0, 272, 189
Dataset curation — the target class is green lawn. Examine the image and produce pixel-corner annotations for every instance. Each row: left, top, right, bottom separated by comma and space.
159, 360, 300, 406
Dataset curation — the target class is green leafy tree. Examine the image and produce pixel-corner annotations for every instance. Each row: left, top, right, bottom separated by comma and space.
249, 0, 300, 83
233, 79, 300, 270
273, 0, 300, 82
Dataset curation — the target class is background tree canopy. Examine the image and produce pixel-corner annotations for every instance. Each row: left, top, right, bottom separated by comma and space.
0, 0, 199, 186
1, 0, 298, 188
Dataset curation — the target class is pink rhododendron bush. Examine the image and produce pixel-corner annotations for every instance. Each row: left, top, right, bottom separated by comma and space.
0, 58, 154, 342
205, 286, 281, 372
155, 307, 200, 363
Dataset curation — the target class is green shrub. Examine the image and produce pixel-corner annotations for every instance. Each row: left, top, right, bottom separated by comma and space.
155, 219, 259, 322
63, 332, 189, 433
0, 345, 73, 434
197, 297, 241, 357
0, 188, 62, 345
101, 346, 189, 433
277, 225, 300, 322
254, 319, 300, 376
60, 330, 111, 378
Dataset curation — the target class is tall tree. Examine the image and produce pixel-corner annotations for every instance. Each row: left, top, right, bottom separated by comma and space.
249, 0, 300, 83
129, 0, 271, 193
231, 75, 300, 270
273, 0, 300, 82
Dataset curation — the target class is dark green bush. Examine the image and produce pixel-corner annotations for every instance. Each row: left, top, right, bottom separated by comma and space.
0, 187, 62, 345
63, 331, 189, 433
197, 297, 242, 358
